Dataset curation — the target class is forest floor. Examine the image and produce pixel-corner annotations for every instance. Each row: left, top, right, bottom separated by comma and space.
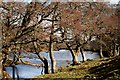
35, 56, 120, 79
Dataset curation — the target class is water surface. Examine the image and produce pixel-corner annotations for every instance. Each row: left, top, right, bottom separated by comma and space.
5, 50, 100, 78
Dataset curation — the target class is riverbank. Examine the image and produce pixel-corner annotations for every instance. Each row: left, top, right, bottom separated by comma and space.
35, 56, 120, 79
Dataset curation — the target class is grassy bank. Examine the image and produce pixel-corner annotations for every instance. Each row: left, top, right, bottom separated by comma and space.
35, 56, 120, 79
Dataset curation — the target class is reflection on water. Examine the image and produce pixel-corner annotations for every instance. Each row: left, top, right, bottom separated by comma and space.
5, 50, 100, 78
5, 65, 43, 78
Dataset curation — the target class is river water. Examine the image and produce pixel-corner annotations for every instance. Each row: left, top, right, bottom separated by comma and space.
5, 50, 100, 78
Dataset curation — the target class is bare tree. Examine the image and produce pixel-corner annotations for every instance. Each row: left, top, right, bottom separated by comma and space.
0, 2, 57, 76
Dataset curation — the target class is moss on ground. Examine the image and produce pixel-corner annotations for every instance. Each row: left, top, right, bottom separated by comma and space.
35, 56, 120, 79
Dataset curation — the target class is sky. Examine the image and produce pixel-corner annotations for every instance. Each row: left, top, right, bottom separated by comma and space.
109, 0, 119, 4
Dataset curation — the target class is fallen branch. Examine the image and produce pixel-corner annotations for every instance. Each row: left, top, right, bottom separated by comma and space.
18, 59, 44, 67
14, 54, 44, 67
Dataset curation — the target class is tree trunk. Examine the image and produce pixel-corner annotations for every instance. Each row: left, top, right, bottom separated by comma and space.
36, 53, 50, 74
72, 51, 79, 65
12, 66, 15, 79
109, 46, 113, 57
2, 53, 8, 64
118, 46, 120, 56
43, 59, 50, 74
49, 12, 56, 73
116, 46, 119, 56
99, 45, 104, 58
80, 47, 86, 62
2, 65, 11, 78
2, 52, 11, 78
15, 66, 19, 80
65, 43, 79, 65
33, 42, 50, 74
113, 44, 118, 56
12, 66, 19, 80
49, 38, 56, 73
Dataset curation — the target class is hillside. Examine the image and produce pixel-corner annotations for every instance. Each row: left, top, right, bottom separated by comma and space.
35, 56, 120, 79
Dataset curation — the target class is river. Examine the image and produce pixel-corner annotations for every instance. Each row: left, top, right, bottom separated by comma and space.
5, 50, 100, 78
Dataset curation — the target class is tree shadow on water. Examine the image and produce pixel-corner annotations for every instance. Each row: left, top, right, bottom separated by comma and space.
89, 56, 120, 80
